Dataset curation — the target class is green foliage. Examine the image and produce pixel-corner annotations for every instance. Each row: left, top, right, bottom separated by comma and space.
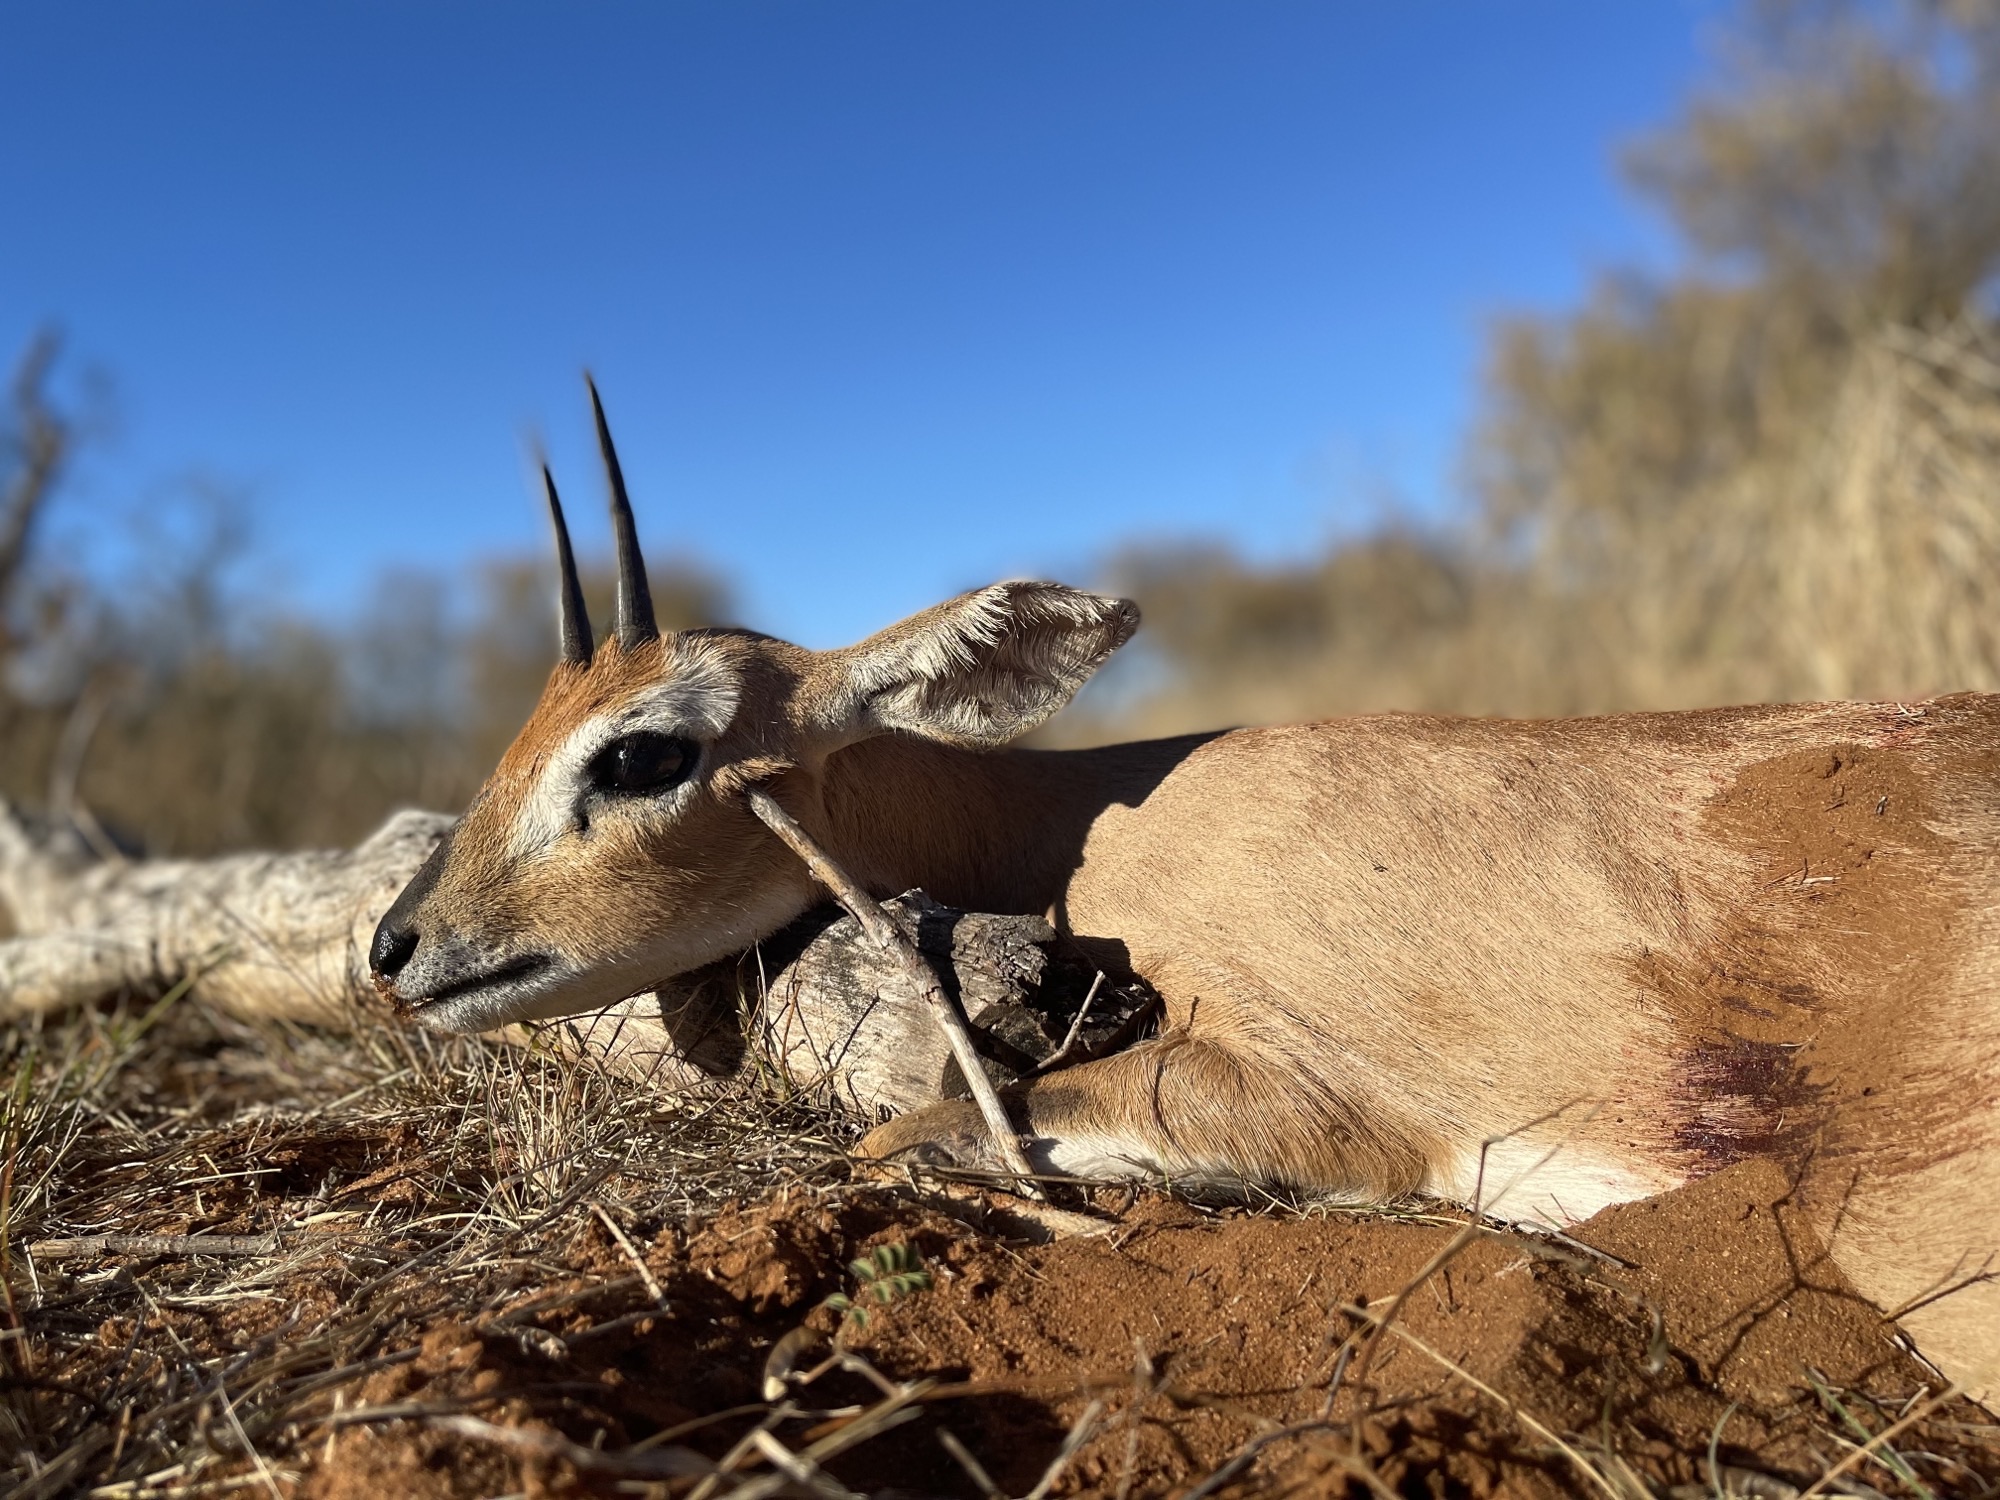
820, 1243, 932, 1331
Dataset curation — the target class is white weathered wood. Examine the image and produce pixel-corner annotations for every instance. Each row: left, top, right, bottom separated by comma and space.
0, 804, 444, 1026
0, 800, 1093, 1118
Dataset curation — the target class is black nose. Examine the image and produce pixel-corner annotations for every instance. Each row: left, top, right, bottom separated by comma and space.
370, 822, 457, 983
371, 916, 420, 979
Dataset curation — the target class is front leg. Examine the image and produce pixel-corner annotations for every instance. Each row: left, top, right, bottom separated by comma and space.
859, 1031, 1440, 1202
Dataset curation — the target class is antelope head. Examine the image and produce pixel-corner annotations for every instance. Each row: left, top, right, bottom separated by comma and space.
368, 383, 1138, 1033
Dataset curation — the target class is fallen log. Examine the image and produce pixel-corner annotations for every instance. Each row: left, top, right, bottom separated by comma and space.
0, 801, 1144, 1117
0, 803, 446, 1028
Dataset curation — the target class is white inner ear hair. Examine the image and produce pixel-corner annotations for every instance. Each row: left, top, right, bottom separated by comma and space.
507, 641, 741, 861
847, 582, 1134, 745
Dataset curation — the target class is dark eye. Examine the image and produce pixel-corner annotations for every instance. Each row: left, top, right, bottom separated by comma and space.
585, 733, 698, 797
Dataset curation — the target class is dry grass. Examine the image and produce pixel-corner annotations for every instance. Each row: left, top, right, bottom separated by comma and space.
6, 993, 1997, 1499
1084, 319, 2000, 742
0, 992, 858, 1499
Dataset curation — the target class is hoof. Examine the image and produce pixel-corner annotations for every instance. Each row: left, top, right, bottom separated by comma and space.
856, 1100, 1003, 1172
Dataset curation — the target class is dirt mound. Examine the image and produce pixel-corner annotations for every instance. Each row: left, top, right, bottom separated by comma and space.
12, 1004, 1994, 1498
295, 1161, 1992, 1498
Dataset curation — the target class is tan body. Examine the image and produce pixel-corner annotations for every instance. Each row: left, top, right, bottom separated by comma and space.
829, 700, 2000, 1393
370, 402, 2000, 1398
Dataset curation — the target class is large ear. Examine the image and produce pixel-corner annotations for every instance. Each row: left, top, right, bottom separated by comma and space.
812, 581, 1140, 749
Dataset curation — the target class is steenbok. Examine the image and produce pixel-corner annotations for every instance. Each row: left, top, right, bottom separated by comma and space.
369, 387, 2000, 1395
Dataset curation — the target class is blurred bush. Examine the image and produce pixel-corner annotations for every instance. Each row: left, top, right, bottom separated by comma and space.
1093, 0, 2000, 738
0, 344, 729, 855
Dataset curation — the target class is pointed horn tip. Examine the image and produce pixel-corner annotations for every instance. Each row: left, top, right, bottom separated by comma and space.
541, 464, 571, 528
589, 379, 659, 647
587, 379, 626, 484
540, 459, 593, 665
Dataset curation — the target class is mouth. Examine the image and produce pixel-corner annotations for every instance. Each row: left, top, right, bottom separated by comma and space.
395, 952, 568, 1033
411, 952, 553, 1008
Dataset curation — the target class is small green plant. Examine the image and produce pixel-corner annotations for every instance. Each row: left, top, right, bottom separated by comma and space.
822, 1243, 932, 1330
1805, 1369, 1940, 1500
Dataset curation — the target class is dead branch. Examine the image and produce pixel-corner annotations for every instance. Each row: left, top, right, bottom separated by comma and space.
746, 786, 1041, 1190
0, 330, 68, 664
0, 797, 1132, 1120
0, 800, 446, 1026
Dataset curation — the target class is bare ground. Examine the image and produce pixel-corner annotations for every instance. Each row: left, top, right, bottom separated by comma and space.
4, 996, 1997, 1499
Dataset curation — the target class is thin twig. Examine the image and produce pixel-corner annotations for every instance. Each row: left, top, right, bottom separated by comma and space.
1348, 1311, 1624, 1500
1346, 1102, 1600, 1392
427, 1414, 712, 1479
212, 1377, 282, 1500
730, 1389, 928, 1500
28, 1234, 326, 1261
748, 1428, 862, 1499
590, 1202, 668, 1305
936, 1426, 1003, 1499
1024, 1399, 1105, 1500
745, 786, 1041, 1194
310, 1397, 494, 1430
1796, 1386, 1961, 1500
1037, 970, 1105, 1073
687, 1408, 793, 1500
1180, 1418, 1396, 1500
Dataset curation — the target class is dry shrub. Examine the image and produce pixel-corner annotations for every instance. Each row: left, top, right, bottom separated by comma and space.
0, 345, 731, 858
1094, 319, 2000, 741
1085, 0, 2000, 740
1622, 320, 2000, 707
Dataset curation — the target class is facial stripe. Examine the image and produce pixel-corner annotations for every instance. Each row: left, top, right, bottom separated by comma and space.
506, 641, 741, 861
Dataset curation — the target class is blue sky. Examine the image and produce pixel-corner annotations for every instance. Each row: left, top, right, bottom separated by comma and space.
2, 3, 1719, 648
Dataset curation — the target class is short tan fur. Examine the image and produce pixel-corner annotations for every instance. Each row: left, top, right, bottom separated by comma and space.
372, 396, 2000, 1397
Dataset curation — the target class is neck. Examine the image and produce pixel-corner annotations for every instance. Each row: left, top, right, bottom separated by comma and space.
815, 732, 1217, 915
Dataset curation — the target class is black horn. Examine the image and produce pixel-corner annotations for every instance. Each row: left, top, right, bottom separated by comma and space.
542, 463, 593, 664
588, 376, 657, 649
